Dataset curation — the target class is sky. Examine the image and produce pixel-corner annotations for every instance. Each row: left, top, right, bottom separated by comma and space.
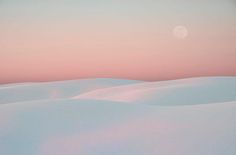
0, 0, 236, 83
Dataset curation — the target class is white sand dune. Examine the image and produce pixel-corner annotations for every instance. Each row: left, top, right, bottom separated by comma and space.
0, 76, 236, 155
0, 99, 235, 155
0, 78, 141, 104
73, 77, 236, 105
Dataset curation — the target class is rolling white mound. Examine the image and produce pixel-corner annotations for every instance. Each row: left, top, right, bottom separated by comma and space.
0, 77, 236, 155
73, 77, 236, 106
0, 78, 141, 104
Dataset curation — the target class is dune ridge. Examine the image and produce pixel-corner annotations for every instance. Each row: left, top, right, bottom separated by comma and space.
0, 77, 236, 155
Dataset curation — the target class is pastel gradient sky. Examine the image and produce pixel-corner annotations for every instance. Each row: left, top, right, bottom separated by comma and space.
0, 0, 236, 83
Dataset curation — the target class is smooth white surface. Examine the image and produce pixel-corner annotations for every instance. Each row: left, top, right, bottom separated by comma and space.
0, 77, 236, 155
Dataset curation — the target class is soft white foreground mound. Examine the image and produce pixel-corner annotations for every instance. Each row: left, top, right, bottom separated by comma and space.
73, 77, 236, 105
0, 78, 141, 104
0, 77, 236, 155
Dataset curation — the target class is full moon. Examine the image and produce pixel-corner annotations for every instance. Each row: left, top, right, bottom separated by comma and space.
173, 25, 188, 39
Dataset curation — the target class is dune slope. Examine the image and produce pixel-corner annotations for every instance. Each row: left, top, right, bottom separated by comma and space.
0, 77, 236, 155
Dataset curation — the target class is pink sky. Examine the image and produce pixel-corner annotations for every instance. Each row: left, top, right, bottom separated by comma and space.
0, 0, 236, 83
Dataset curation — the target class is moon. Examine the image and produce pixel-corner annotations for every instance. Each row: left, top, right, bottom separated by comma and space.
173, 25, 188, 39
